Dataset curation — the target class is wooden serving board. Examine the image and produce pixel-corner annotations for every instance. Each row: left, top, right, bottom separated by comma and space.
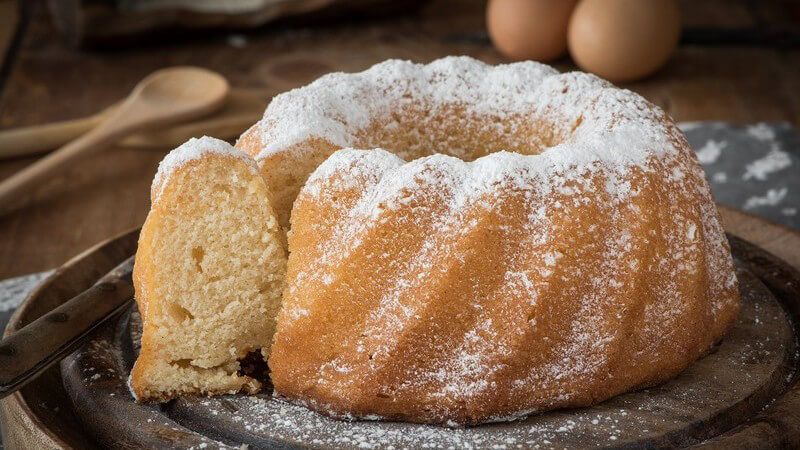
1, 208, 800, 448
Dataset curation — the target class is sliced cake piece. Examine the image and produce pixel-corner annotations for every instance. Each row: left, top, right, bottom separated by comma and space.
130, 136, 287, 402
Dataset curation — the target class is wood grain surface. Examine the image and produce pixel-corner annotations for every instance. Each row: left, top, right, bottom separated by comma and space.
0, 0, 798, 278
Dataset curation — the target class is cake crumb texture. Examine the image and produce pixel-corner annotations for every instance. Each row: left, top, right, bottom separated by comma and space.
131, 137, 287, 402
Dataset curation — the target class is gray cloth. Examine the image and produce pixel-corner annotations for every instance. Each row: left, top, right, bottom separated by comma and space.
0, 270, 52, 340
680, 122, 798, 229
0, 121, 797, 448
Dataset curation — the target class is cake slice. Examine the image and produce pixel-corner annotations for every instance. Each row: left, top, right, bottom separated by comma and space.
130, 136, 287, 402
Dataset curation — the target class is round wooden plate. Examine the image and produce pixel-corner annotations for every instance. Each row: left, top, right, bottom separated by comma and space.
2, 207, 800, 449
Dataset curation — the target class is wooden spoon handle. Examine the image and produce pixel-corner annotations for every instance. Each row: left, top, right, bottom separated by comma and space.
0, 106, 114, 159
0, 117, 128, 214
0, 87, 271, 158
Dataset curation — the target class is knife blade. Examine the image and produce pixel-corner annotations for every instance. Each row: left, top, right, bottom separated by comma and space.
0, 255, 136, 398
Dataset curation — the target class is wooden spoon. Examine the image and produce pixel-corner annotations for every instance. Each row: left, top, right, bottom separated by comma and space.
0, 87, 273, 159
0, 104, 117, 159
0, 66, 229, 214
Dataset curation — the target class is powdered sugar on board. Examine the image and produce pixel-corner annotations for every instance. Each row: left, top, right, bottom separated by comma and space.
151, 136, 258, 202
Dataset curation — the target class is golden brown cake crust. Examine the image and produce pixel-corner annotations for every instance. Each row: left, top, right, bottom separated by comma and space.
242, 57, 740, 425
269, 150, 738, 425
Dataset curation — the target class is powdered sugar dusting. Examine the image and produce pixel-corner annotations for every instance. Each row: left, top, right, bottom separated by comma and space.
255, 57, 553, 158
253, 56, 679, 168
174, 270, 785, 448
58, 254, 785, 448
152, 136, 257, 202
267, 56, 739, 425
282, 147, 737, 423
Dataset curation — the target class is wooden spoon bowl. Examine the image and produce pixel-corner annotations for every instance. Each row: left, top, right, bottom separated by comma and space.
0, 66, 229, 215
124, 67, 229, 122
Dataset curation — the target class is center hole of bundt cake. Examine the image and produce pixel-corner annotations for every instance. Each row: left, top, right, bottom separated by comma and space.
352, 106, 564, 161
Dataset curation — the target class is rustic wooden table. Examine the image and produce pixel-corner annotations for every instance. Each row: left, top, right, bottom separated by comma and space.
0, 0, 798, 279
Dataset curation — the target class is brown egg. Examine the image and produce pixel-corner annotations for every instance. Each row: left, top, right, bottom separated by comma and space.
568, 0, 681, 82
487, 0, 578, 62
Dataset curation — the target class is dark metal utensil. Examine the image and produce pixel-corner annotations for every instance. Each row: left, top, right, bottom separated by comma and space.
0, 255, 135, 398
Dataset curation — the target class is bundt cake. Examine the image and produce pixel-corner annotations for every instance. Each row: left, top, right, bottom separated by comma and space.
130, 136, 287, 402
131, 57, 738, 426
234, 57, 740, 425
